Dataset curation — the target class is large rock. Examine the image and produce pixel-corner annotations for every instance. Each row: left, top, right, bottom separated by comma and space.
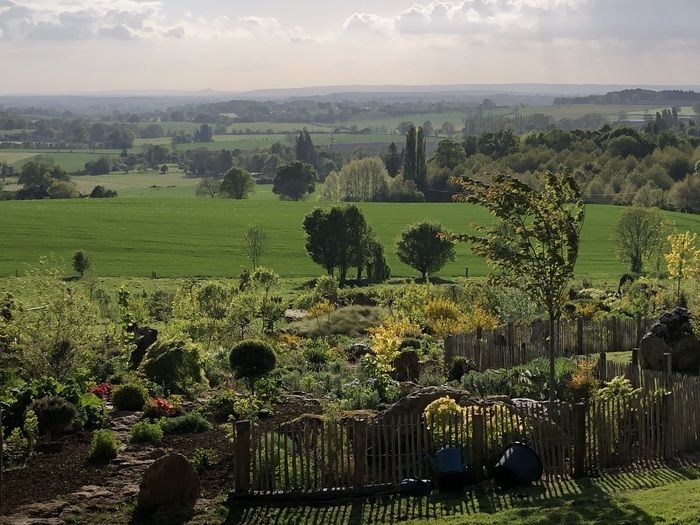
639, 307, 700, 373
137, 453, 200, 513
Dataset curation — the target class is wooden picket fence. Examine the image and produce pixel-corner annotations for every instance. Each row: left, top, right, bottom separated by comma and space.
230, 366, 700, 496
444, 317, 652, 371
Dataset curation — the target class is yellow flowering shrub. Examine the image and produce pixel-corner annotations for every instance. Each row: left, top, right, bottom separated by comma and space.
368, 316, 422, 364
575, 302, 600, 320
564, 358, 598, 401
423, 396, 466, 448
461, 306, 500, 331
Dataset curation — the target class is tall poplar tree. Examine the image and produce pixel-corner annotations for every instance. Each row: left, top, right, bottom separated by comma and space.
416, 126, 428, 194
403, 125, 417, 182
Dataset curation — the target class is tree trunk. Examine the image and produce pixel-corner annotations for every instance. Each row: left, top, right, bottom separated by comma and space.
548, 312, 556, 404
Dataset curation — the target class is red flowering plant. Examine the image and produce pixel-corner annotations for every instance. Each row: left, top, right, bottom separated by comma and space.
89, 382, 113, 399
143, 397, 182, 419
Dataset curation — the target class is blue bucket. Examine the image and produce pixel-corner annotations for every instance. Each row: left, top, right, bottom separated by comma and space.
434, 447, 464, 473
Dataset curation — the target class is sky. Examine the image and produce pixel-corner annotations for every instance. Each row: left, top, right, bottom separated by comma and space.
0, 0, 699, 93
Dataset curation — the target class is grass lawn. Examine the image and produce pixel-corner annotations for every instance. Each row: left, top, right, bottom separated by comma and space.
1, 196, 699, 279
230, 465, 700, 525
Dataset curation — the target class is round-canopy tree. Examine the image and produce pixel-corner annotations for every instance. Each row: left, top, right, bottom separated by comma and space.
396, 221, 455, 281
229, 339, 276, 392
220, 167, 255, 199
273, 161, 316, 201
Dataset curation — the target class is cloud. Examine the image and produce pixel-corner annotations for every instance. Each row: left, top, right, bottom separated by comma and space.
345, 0, 700, 46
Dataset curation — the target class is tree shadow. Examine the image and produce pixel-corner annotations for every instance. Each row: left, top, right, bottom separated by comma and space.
223, 465, 699, 525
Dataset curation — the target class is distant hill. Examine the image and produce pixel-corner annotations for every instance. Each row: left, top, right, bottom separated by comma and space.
554, 89, 700, 105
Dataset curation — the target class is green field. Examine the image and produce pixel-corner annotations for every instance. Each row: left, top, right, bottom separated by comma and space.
1, 195, 698, 278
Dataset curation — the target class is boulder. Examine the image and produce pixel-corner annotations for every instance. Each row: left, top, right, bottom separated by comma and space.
129, 326, 158, 369
639, 307, 700, 373
346, 342, 373, 362
137, 453, 200, 514
392, 350, 420, 382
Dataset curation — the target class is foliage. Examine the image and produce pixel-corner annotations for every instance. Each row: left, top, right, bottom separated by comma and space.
243, 224, 267, 269
229, 339, 277, 391
77, 392, 108, 430
453, 171, 584, 401
273, 161, 316, 201
423, 396, 466, 448
286, 305, 384, 338
30, 396, 78, 440
613, 207, 669, 273
396, 222, 455, 281
665, 231, 700, 303
142, 397, 181, 419
72, 250, 91, 277
596, 376, 638, 401
564, 359, 599, 401
89, 429, 120, 463
140, 337, 206, 394
220, 167, 255, 199
322, 157, 389, 202
129, 421, 164, 443
112, 383, 148, 411
159, 411, 213, 435
359, 354, 399, 402
191, 447, 217, 473
368, 316, 422, 364
448, 356, 477, 382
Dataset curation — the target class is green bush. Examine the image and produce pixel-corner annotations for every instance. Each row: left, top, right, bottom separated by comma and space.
160, 411, 213, 435
140, 338, 206, 394
448, 356, 477, 382
229, 340, 276, 390
29, 396, 78, 440
112, 383, 148, 411
191, 447, 217, 473
89, 429, 120, 463
129, 421, 164, 444
208, 390, 238, 422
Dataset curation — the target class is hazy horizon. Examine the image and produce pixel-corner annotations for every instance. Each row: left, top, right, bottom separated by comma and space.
1, 0, 699, 93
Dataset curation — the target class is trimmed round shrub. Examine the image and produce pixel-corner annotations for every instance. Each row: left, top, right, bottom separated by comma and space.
448, 356, 477, 382
112, 383, 148, 412
140, 338, 206, 394
229, 340, 276, 389
89, 429, 120, 463
30, 396, 78, 440
129, 421, 164, 444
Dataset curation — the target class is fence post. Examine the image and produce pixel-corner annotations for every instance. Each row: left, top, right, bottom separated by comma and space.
577, 317, 584, 355
353, 419, 368, 489
235, 421, 251, 493
475, 327, 483, 371
471, 411, 484, 483
635, 315, 644, 346
611, 317, 620, 352
664, 353, 673, 392
662, 392, 674, 461
630, 348, 640, 389
573, 403, 587, 478
444, 335, 454, 368
598, 352, 607, 380
507, 322, 514, 351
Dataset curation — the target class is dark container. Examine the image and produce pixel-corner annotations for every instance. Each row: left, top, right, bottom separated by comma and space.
493, 443, 543, 489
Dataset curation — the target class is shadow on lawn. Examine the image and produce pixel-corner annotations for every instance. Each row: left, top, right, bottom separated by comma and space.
224, 465, 700, 525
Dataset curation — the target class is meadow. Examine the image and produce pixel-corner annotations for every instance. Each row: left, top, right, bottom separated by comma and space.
1, 192, 698, 279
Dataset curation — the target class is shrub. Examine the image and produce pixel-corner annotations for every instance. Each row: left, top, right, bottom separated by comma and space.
286, 305, 384, 338
112, 383, 148, 411
597, 375, 638, 400
229, 340, 276, 391
30, 396, 78, 440
368, 317, 422, 365
89, 382, 113, 399
142, 397, 180, 419
160, 411, 213, 435
423, 396, 466, 448
129, 421, 164, 444
448, 356, 477, 382
398, 337, 423, 352
89, 429, 120, 463
140, 337, 206, 394
191, 448, 217, 473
